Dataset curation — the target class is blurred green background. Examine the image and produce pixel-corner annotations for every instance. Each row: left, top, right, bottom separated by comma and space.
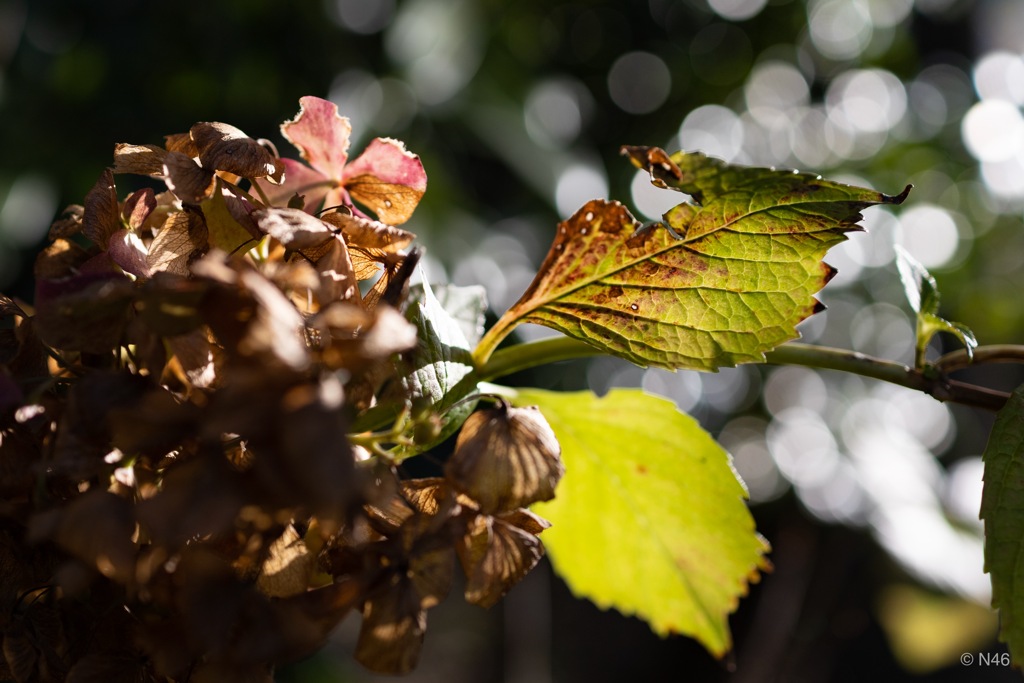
3, 0, 1024, 680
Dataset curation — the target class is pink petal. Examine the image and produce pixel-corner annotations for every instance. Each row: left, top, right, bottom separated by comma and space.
342, 138, 427, 224
280, 96, 352, 181
343, 138, 427, 192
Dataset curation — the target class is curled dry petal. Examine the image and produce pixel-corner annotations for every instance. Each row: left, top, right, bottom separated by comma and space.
48, 204, 84, 240
113, 143, 168, 176
83, 168, 119, 250
240, 268, 310, 371
107, 228, 150, 278
312, 238, 359, 305
320, 210, 414, 252
190, 122, 284, 183
122, 187, 157, 231
34, 238, 89, 280
163, 151, 216, 203
166, 328, 219, 389
445, 404, 565, 514
256, 526, 313, 599
314, 302, 418, 370
147, 209, 208, 276
457, 512, 547, 608
253, 207, 335, 250
165, 131, 199, 156
356, 578, 426, 675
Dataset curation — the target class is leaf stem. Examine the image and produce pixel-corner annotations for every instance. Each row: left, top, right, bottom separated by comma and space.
472, 310, 523, 367
476, 335, 602, 381
935, 344, 1024, 373
477, 337, 1011, 411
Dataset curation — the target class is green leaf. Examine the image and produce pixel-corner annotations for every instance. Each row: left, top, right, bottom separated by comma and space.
431, 283, 488, 347
895, 245, 977, 368
475, 148, 909, 370
390, 278, 482, 458
981, 384, 1024, 665
511, 386, 769, 656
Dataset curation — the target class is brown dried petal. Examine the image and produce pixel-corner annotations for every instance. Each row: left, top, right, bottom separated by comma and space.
29, 490, 136, 582
238, 269, 309, 370
190, 122, 284, 183
34, 272, 134, 353
312, 238, 358, 305
355, 578, 427, 675
257, 526, 313, 598
166, 328, 219, 389
83, 168, 120, 250
147, 209, 208, 276
252, 207, 334, 250
33, 238, 90, 280
163, 151, 216, 203
269, 377, 356, 512
47, 204, 84, 240
113, 142, 168, 175
136, 456, 245, 547
445, 405, 564, 514
165, 131, 198, 156
137, 274, 206, 336
498, 507, 552, 536
108, 384, 200, 458
189, 121, 247, 152
457, 513, 545, 608
320, 210, 414, 252
322, 305, 416, 366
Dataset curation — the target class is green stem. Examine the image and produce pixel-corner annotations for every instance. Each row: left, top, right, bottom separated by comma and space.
476, 335, 602, 381
477, 337, 1010, 411
472, 310, 522, 367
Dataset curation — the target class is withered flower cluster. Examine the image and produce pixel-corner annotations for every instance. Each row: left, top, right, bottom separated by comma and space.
0, 97, 563, 681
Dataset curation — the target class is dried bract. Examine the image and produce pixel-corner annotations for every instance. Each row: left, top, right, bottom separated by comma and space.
445, 403, 565, 514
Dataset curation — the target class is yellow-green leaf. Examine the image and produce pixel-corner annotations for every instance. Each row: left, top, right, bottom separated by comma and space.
476, 149, 909, 370
201, 180, 257, 253
511, 387, 770, 656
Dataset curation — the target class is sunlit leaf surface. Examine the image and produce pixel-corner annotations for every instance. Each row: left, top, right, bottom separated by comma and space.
514, 387, 770, 656
478, 149, 909, 370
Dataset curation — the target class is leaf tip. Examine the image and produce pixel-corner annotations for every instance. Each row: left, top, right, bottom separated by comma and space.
887, 184, 913, 205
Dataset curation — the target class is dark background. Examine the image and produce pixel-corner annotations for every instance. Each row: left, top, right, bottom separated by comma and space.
3, 0, 1023, 680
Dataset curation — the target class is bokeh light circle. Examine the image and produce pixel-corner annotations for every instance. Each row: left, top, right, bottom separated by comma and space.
607, 51, 671, 115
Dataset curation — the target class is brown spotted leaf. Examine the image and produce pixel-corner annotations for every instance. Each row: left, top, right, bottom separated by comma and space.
475, 149, 910, 371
